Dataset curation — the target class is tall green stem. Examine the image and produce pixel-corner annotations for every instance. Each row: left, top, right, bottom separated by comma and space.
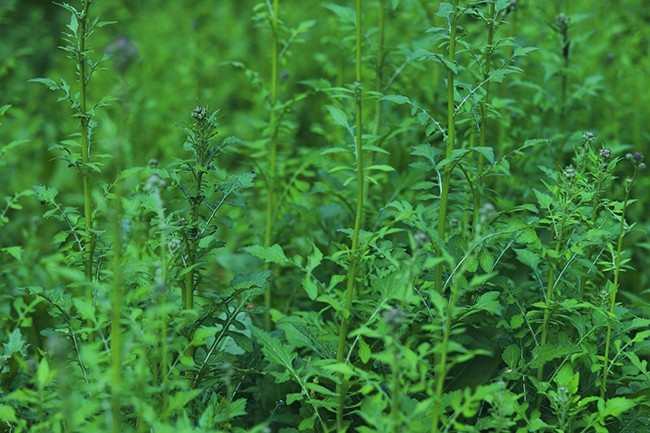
536, 227, 565, 385
110, 194, 122, 433
435, 0, 458, 292
336, 0, 364, 429
78, 0, 95, 319
601, 176, 634, 397
264, 0, 280, 331
473, 1, 495, 232
430, 279, 461, 433
185, 170, 203, 310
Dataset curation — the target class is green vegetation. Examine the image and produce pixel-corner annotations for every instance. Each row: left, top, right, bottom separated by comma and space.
1, 1, 649, 432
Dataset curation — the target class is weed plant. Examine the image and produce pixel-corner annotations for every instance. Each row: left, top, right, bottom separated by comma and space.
1, 1, 649, 432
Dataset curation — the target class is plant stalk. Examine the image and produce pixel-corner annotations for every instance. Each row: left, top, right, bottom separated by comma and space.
430, 279, 461, 433
435, 0, 458, 292
264, 0, 280, 331
78, 0, 95, 336
110, 194, 122, 433
601, 175, 634, 397
473, 1, 495, 232
336, 0, 364, 429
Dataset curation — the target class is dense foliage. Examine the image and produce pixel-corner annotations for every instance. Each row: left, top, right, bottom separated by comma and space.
1, 1, 649, 432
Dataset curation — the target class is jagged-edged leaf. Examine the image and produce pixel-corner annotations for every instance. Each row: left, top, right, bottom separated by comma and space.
244, 244, 290, 265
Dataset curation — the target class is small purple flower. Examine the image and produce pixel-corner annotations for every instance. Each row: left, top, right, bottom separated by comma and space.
104, 36, 138, 74
383, 307, 406, 328
414, 231, 429, 246
633, 152, 644, 162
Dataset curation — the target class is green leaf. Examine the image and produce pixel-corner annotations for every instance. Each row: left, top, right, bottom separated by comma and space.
302, 276, 318, 300
2, 246, 22, 261
601, 397, 636, 419
29, 77, 59, 91
436, 2, 454, 19
530, 343, 581, 368
502, 344, 520, 368
192, 326, 218, 346
472, 291, 501, 315
380, 94, 411, 105
306, 243, 323, 273
326, 105, 348, 127
252, 328, 296, 373
0, 405, 17, 423
4, 329, 26, 355
367, 164, 395, 172
533, 189, 553, 209
37, 357, 52, 387
514, 248, 540, 270
244, 244, 290, 265
358, 337, 371, 363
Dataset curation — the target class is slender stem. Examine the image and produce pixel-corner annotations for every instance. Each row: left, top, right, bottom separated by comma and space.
110, 194, 122, 433
430, 279, 460, 433
435, 0, 458, 292
78, 0, 95, 335
374, 0, 386, 137
601, 177, 634, 397
391, 335, 401, 433
264, 0, 280, 331
473, 1, 496, 232
185, 171, 203, 310
336, 0, 364, 429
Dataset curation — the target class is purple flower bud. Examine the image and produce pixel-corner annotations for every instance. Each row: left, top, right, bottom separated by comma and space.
599, 147, 612, 162
563, 165, 576, 180
192, 106, 208, 122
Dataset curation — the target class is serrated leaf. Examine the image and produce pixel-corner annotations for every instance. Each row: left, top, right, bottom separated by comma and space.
530, 344, 581, 368
326, 105, 348, 127
4, 329, 26, 355
514, 248, 540, 270
192, 327, 218, 346
533, 189, 553, 209
252, 328, 296, 372
29, 77, 59, 91
502, 344, 520, 368
602, 397, 636, 418
244, 244, 290, 265
381, 94, 411, 105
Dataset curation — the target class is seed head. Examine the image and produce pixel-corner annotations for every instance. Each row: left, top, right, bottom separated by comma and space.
414, 231, 429, 246
192, 105, 208, 122
556, 13, 570, 32
563, 165, 576, 181
582, 131, 595, 146
599, 147, 612, 162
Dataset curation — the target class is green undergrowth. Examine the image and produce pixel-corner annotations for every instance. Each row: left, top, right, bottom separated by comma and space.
1, 1, 649, 432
